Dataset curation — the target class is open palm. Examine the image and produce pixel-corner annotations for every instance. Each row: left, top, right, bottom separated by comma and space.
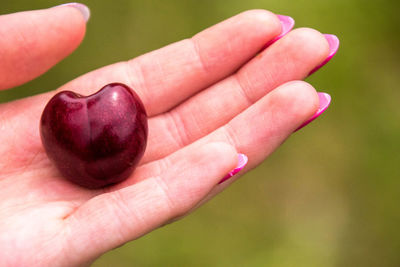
0, 6, 334, 266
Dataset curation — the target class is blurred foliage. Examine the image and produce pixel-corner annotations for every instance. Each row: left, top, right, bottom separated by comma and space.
1, 0, 400, 266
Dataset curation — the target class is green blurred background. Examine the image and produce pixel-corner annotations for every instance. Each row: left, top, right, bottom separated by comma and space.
2, 0, 400, 266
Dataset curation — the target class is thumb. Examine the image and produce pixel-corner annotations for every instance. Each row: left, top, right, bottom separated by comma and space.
0, 3, 89, 90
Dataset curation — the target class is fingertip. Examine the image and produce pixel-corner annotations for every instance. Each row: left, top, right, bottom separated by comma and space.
284, 28, 331, 68
202, 142, 238, 173
292, 81, 320, 118
0, 5, 88, 89
294, 92, 332, 132
241, 9, 282, 29
274, 81, 320, 125
240, 9, 282, 42
49, 4, 88, 41
264, 14, 295, 47
38, 5, 88, 68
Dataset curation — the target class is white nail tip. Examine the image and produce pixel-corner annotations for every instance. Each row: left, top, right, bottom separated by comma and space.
55, 3, 91, 22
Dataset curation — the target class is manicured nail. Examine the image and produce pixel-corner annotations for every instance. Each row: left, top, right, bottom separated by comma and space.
308, 34, 339, 75
219, 154, 248, 184
54, 3, 91, 22
295, 92, 331, 132
264, 15, 295, 48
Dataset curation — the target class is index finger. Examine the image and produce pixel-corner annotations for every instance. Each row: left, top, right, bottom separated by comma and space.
0, 5, 87, 90
57, 10, 282, 116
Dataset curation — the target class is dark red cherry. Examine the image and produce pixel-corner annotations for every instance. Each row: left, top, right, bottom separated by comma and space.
40, 83, 148, 189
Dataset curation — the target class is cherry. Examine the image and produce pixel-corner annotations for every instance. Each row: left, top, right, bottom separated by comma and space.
40, 83, 148, 189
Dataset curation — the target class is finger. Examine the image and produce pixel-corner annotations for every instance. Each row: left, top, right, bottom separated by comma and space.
65, 142, 238, 264
0, 4, 88, 90
189, 83, 322, 211
207, 81, 320, 165
137, 81, 320, 181
143, 28, 330, 162
56, 9, 282, 115
122, 81, 320, 223
0, 9, 280, 169
0, 28, 325, 176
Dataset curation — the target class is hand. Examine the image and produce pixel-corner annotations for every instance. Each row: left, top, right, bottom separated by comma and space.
0, 4, 335, 266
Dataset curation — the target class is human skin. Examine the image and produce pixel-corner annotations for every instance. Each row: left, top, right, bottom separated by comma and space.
0, 5, 333, 267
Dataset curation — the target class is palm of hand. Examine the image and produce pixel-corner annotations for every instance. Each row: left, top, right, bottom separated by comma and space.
0, 6, 332, 267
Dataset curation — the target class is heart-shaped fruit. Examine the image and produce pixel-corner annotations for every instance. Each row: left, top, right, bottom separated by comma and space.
40, 83, 148, 188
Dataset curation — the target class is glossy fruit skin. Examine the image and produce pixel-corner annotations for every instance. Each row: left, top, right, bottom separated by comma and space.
40, 83, 148, 189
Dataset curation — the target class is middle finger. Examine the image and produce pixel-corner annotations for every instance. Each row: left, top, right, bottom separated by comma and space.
143, 28, 331, 163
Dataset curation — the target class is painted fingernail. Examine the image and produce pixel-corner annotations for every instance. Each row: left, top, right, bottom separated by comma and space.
219, 154, 248, 184
309, 34, 339, 75
54, 3, 91, 22
295, 92, 331, 132
264, 15, 295, 48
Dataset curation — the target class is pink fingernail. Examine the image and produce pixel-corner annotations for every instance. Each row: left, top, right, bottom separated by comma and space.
219, 154, 248, 184
295, 92, 331, 132
264, 15, 295, 48
309, 34, 339, 75
54, 3, 91, 22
